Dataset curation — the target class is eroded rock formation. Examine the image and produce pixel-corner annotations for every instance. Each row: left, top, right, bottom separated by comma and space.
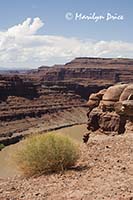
87, 84, 133, 135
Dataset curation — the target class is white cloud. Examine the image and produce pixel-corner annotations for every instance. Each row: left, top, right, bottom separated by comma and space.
0, 17, 133, 69
7, 17, 44, 37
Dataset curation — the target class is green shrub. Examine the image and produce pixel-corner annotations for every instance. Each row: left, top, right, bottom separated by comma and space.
0, 143, 5, 151
15, 133, 80, 176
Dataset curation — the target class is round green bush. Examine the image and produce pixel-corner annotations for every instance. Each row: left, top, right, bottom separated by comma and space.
15, 133, 80, 176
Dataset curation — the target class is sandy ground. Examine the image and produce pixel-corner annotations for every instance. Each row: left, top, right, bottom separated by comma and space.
0, 129, 133, 200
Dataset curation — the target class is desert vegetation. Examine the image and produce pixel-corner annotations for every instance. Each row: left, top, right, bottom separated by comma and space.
0, 143, 5, 151
14, 133, 80, 177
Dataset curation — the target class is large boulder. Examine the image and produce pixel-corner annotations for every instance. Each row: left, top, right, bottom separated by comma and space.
100, 84, 127, 111
87, 89, 106, 110
120, 84, 133, 101
87, 84, 133, 135
115, 84, 133, 116
115, 100, 133, 116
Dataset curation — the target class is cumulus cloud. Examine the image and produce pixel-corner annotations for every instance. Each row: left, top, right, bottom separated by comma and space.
7, 17, 44, 36
0, 17, 133, 69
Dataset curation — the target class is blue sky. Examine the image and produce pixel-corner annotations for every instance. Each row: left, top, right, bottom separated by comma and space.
0, 0, 133, 69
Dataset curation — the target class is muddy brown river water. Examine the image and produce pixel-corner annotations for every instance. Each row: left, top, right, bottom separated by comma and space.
0, 124, 87, 178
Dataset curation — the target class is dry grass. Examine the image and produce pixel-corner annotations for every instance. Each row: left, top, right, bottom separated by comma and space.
14, 133, 80, 177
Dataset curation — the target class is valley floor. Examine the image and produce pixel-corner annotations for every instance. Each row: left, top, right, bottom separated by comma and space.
0, 131, 133, 200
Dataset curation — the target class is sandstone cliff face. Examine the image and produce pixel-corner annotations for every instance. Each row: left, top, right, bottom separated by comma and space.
0, 57, 133, 144
0, 75, 38, 101
36, 57, 133, 83
87, 84, 133, 135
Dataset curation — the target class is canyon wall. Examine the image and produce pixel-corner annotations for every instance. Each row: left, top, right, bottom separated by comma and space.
0, 57, 133, 145
36, 57, 133, 83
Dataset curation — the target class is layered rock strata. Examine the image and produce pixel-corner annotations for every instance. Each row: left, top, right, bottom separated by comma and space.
0, 57, 133, 144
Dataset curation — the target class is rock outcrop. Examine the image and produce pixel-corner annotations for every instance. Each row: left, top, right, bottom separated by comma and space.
87, 84, 133, 135
87, 89, 106, 110
0, 57, 133, 144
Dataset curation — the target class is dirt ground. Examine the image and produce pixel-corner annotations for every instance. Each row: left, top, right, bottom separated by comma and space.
0, 131, 133, 200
